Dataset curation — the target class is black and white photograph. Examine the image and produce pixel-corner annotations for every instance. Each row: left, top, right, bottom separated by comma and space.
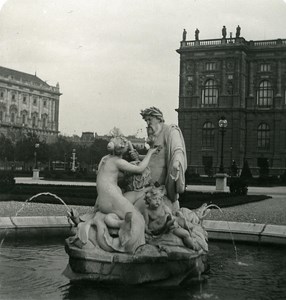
0, 0, 286, 299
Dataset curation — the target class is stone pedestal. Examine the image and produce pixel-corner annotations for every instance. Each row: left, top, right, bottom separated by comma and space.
215, 173, 228, 192
32, 169, 40, 180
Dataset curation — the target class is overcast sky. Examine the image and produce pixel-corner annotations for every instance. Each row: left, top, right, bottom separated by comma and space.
0, 0, 286, 137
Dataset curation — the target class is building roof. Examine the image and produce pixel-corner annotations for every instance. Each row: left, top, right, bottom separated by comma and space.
0, 66, 51, 88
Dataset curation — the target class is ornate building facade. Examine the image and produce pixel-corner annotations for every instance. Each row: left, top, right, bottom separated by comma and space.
0, 66, 61, 143
176, 30, 286, 174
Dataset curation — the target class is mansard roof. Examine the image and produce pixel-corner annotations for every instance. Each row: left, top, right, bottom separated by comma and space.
0, 66, 50, 88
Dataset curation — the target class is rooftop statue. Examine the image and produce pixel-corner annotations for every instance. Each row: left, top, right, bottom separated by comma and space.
222, 25, 227, 39
195, 28, 200, 41
236, 25, 241, 38
182, 28, 187, 41
65, 108, 209, 285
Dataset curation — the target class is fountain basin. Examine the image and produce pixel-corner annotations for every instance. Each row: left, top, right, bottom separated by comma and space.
64, 237, 207, 285
1, 216, 286, 245
1, 238, 286, 300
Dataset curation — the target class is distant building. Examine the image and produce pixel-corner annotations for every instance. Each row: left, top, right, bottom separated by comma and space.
78, 132, 145, 149
0, 66, 61, 143
177, 31, 286, 175
126, 135, 145, 150
81, 132, 95, 145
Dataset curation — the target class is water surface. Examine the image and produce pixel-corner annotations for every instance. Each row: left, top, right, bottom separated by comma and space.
0, 238, 285, 299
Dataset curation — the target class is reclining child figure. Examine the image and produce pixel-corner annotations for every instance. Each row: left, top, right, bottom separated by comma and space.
142, 184, 209, 252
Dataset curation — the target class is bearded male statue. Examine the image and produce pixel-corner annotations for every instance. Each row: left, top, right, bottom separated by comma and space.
131, 107, 187, 210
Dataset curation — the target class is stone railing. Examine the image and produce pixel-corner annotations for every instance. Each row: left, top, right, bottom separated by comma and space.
180, 38, 286, 48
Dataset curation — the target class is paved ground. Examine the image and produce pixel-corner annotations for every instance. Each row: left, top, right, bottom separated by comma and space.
0, 178, 285, 225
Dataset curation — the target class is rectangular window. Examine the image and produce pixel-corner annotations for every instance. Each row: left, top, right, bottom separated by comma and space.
206, 62, 216, 71
33, 97, 37, 105
202, 88, 218, 106
23, 95, 27, 103
260, 64, 270, 72
257, 81, 272, 108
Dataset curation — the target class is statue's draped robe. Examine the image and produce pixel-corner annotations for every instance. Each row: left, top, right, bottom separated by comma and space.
148, 124, 187, 202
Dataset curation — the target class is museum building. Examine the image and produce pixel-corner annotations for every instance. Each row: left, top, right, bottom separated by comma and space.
0, 66, 61, 143
176, 30, 286, 175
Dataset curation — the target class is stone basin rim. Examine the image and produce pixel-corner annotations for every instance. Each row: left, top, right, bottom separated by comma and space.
0, 216, 285, 245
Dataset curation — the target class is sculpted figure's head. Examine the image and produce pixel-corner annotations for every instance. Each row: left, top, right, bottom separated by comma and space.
107, 136, 129, 156
145, 184, 166, 210
140, 107, 164, 137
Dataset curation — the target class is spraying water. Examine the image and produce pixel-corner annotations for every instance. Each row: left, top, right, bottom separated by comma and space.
0, 192, 72, 249
204, 203, 250, 267
204, 203, 238, 262
14, 192, 71, 217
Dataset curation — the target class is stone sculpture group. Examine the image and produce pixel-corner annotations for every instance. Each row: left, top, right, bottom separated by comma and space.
68, 107, 209, 258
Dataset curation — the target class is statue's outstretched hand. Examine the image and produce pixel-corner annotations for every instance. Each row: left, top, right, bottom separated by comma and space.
149, 145, 162, 155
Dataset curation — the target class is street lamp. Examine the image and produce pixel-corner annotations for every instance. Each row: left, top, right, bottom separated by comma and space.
218, 116, 228, 173
34, 143, 40, 169
71, 149, 77, 172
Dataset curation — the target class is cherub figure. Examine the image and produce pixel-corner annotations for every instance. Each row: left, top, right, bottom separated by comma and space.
142, 184, 202, 251
142, 184, 174, 236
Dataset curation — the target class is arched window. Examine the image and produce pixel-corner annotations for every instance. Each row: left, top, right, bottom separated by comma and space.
257, 123, 270, 150
22, 114, 26, 124
202, 122, 215, 148
31, 112, 38, 128
42, 114, 48, 129
11, 112, 15, 123
9, 105, 17, 124
257, 80, 272, 107
202, 79, 218, 106
21, 110, 28, 125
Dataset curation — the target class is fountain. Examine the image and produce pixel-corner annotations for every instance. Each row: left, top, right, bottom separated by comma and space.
1, 107, 286, 298
63, 108, 211, 285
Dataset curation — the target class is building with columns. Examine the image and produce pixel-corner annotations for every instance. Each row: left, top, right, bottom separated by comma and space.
0, 66, 61, 143
176, 29, 286, 175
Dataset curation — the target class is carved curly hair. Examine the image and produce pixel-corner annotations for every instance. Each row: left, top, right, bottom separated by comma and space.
107, 136, 129, 155
140, 107, 165, 122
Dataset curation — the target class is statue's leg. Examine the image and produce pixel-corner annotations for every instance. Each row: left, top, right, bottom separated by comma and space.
77, 218, 95, 244
104, 213, 124, 228
173, 228, 199, 250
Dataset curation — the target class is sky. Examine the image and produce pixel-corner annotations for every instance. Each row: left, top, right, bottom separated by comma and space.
0, 0, 286, 137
